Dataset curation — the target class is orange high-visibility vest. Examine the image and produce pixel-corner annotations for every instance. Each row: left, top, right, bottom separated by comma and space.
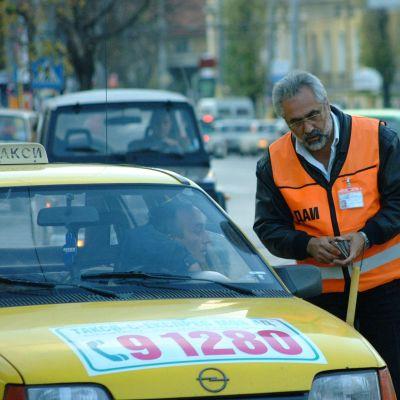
269, 116, 400, 293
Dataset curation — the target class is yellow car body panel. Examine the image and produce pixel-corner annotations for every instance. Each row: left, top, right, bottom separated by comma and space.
0, 298, 383, 399
0, 164, 182, 187
0, 146, 387, 398
0, 355, 23, 399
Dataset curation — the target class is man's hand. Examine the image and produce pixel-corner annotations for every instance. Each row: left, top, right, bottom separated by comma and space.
333, 232, 366, 266
306, 236, 341, 264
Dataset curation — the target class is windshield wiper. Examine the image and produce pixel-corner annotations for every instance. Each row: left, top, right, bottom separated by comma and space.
58, 282, 120, 298
126, 149, 184, 159
0, 275, 55, 288
0, 275, 118, 298
65, 146, 101, 153
81, 271, 255, 296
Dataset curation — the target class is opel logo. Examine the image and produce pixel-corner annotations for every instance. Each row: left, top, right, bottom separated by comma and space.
197, 367, 229, 393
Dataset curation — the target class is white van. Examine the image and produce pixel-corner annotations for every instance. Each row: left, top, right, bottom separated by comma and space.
197, 97, 255, 123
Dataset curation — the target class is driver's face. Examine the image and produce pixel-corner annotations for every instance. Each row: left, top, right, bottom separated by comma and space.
160, 115, 172, 136
175, 207, 209, 261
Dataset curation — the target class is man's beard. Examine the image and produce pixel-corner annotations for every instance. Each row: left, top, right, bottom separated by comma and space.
302, 128, 330, 151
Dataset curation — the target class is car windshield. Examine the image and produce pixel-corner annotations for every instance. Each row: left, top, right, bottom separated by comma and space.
0, 184, 280, 290
0, 115, 29, 142
49, 102, 201, 157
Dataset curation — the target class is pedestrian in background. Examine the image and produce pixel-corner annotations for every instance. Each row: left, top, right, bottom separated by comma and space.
254, 70, 400, 394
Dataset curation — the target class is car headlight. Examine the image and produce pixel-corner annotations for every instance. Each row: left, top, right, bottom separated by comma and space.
309, 370, 380, 399
4, 385, 111, 400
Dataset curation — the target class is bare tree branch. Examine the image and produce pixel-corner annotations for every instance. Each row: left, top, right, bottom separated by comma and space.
93, 0, 151, 41
82, 0, 116, 31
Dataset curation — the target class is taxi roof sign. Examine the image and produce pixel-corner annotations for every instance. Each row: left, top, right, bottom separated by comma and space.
0, 143, 48, 165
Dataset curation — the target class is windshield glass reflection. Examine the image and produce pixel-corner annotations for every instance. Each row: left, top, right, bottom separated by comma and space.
0, 185, 279, 289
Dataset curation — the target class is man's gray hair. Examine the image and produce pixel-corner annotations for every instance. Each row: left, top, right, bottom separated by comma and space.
272, 70, 328, 117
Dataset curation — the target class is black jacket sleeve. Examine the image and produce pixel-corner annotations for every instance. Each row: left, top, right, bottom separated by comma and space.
361, 124, 400, 246
253, 153, 312, 260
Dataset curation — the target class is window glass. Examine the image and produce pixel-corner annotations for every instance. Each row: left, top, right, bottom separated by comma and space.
0, 185, 279, 289
0, 116, 28, 141
52, 103, 201, 156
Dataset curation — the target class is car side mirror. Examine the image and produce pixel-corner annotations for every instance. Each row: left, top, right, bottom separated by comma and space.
273, 264, 322, 298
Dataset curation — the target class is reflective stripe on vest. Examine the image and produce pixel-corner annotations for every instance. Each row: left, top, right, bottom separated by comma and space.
269, 115, 400, 293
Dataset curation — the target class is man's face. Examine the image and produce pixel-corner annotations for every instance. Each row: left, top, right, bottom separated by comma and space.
159, 114, 172, 137
282, 86, 332, 152
175, 207, 209, 261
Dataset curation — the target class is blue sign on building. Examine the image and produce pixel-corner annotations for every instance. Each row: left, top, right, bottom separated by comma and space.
31, 58, 64, 91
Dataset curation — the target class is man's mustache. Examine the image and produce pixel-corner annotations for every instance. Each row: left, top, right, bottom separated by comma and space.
304, 129, 326, 141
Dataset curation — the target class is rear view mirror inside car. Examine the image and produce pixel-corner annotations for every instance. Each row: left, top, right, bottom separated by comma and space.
37, 206, 99, 227
105, 115, 142, 125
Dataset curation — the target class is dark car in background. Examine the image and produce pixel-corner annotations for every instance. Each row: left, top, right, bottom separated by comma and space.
38, 89, 226, 209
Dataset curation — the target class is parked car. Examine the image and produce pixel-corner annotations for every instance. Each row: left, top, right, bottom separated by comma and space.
197, 97, 255, 122
0, 141, 395, 399
214, 119, 276, 155
252, 119, 282, 148
199, 119, 228, 158
0, 108, 38, 142
38, 89, 226, 209
345, 108, 400, 134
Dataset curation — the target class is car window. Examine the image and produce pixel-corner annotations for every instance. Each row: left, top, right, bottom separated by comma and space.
51, 103, 201, 156
237, 107, 251, 116
0, 185, 279, 289
0, 116, 29, 142
217, 108, 231, 117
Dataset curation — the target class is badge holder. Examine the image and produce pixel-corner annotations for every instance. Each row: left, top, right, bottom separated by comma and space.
338, 178, 364, 211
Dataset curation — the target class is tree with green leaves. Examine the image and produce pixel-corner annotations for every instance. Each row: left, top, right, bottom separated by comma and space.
222, 0, 266, 105
360, 8, 395, 107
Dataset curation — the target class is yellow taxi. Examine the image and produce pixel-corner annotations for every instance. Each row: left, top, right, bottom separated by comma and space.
0, 143, 395, 399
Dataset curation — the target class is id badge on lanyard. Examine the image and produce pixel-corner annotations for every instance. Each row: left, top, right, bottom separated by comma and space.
338, 177, 364, 210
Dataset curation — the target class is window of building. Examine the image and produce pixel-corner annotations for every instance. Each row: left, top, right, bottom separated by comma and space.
175, 38, 189, 53
338, 31, 346, 73
322, 31, 332, 73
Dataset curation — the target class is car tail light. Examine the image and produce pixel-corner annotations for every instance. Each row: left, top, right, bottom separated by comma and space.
202, 114, 214, 124
379, 368, 397, 399
258, 138, 268, 149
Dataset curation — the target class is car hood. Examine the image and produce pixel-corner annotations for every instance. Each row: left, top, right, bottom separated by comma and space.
0, 297, 382, 398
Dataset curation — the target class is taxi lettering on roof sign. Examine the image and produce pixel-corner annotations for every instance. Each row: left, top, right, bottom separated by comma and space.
0, 154, 395, 399
0, 142, 48, 164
